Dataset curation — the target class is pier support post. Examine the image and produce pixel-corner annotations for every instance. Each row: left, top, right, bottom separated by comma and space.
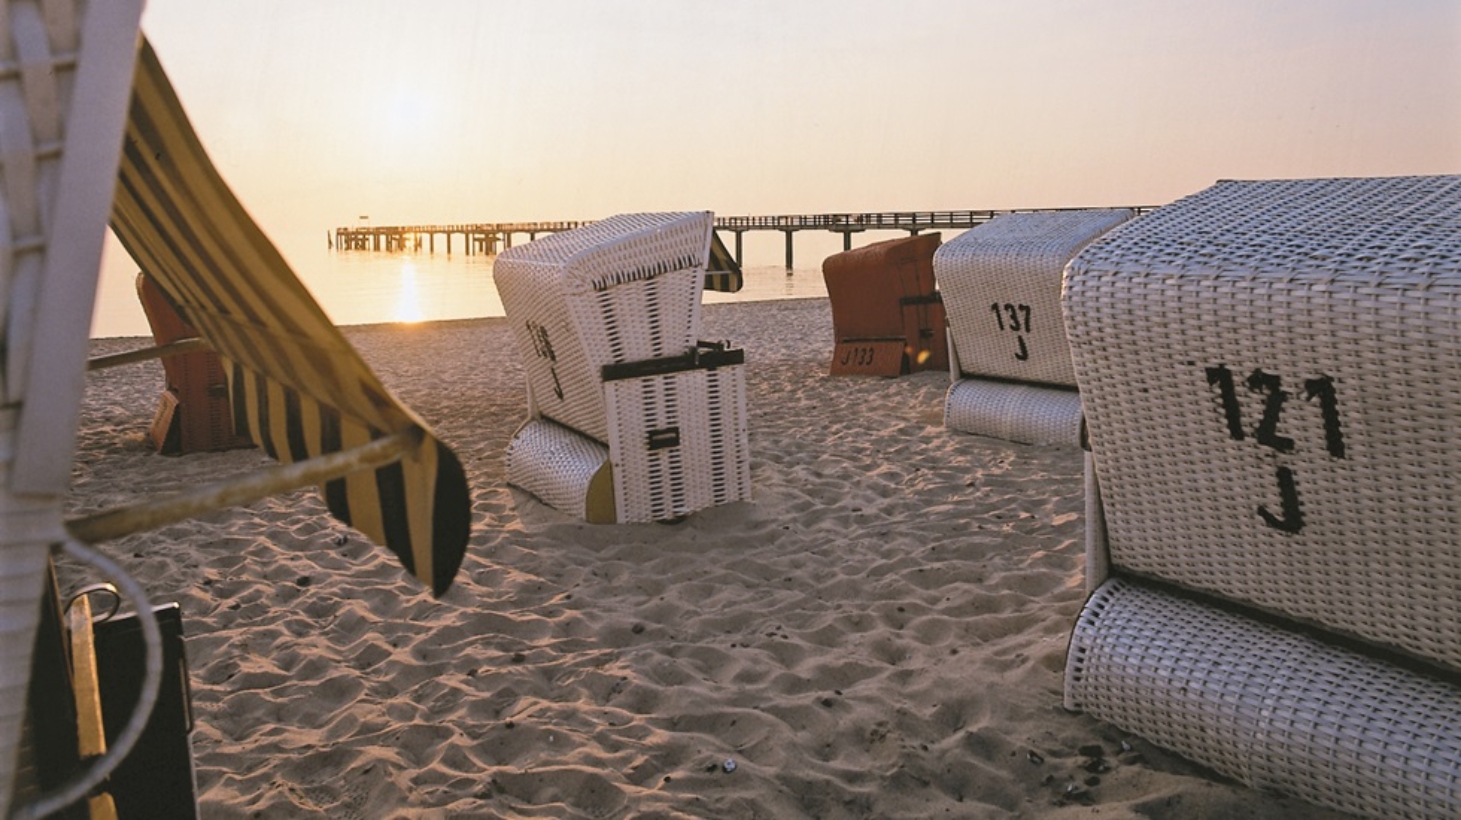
734, 231, 744, 266
843, 231, 852, 252
783, 230, 795, 270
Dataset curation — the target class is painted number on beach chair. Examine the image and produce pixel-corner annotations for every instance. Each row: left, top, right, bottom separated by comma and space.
990, 302, 1032, 361
1204, 365, 1347, 534
839, 345, 879, 368
526, 320, 565, 400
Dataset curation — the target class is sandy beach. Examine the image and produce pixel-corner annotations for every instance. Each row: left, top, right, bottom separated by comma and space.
65, 297, 1346, 819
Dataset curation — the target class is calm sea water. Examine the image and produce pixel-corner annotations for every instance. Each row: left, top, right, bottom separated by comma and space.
89, 227, 851, 339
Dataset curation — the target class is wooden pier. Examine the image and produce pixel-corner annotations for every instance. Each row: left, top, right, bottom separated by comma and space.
331, 208, 1151, 268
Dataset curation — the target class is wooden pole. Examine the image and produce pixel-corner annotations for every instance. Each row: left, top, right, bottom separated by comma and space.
66, 430, 422, 544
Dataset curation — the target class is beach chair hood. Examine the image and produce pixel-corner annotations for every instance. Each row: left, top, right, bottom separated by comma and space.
108, 40, 471, 596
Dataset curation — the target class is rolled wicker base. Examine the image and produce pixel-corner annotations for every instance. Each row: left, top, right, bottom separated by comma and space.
505, 419, 616, 523
1066, 578, 1461, 819
943, 379, 1083, 447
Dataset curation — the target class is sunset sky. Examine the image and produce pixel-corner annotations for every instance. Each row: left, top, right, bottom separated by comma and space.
137, 0, 1460, 233
93, 1, 1461, 335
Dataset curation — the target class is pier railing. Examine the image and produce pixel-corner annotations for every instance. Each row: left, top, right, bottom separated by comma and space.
331, 207, 1154, 267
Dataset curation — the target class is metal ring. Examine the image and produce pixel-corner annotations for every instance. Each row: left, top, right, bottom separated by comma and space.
65, 582, 122, 623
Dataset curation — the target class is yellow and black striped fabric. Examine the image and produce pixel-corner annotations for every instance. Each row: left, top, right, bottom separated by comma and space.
109, 40, 469, 596
705, 230, 742, 293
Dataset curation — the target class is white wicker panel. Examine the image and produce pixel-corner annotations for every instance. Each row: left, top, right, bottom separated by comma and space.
505, 419, 611, 521
937, 209, 1133, 387
3, 2, 143, 816
1066, 578, 1461, 820
603, 365, 750, 523
944, 378, 1084, 447
494, 212, 711, 440
1064, 176, 1461, 671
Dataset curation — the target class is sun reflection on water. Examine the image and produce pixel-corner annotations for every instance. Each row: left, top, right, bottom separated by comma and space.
395, 260, 424, 323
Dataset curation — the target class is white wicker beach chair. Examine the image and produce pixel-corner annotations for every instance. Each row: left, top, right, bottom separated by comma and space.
3, 6, 472, 815
1061, 176, 1461, 818
937, 209, 1133, 446
496, 213, 751, 523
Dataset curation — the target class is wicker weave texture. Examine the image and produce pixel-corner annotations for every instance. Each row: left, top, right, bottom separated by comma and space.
944, 379, 1084, 447
505, 419, 612, 521
3, 0, 79, 405
494, 213, 711, 441
3, 2, 96, 814
938, 209, 1133, 387
1064, 176, 1461, 671
1066, 578, 1461, 820
604, 364, 751, 522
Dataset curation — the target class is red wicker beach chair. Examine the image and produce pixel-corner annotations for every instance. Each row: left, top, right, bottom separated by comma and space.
135, 272, 254, 455
821, 232, 947, 377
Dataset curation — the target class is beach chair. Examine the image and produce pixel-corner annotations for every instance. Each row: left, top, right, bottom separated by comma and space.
496, 213, 752, 523
1061, 176, 1461, 818
936, 210, 1133, 446
821, 232, 947, 377
2, 5, 472, 815
134, 272, 255, 455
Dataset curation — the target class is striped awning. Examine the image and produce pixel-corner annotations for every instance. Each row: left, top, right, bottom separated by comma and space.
704, 230, 742, 293
108, 40, 470, 596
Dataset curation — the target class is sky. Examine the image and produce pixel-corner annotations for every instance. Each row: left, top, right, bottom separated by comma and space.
134, 0, 1461, 242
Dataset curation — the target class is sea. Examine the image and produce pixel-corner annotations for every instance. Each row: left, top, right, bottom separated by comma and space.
88, 226, 855, 339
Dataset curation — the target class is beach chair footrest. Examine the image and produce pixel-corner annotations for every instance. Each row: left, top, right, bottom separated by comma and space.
506, 419, 617, 523
1065, 577, 1461, 820
944, 378, 1084, 446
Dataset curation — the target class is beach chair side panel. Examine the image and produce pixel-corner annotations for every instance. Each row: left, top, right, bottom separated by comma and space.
603, 363, 751, 522
1065, 177, 1461, 672
939, 209, 1133, 388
